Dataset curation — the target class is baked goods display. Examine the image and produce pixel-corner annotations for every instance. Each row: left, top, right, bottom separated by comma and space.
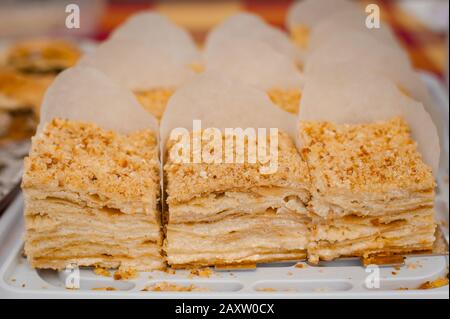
19, 2, 443, 273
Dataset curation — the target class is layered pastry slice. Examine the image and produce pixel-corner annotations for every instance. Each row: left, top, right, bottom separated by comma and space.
164, 131, 311, 268
299, 117, 437, 264
22, 118, 164, 271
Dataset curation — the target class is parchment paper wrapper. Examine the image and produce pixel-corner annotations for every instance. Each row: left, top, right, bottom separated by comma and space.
298, 69, 440, 175
308, 10, 401, 53
38, 66, 158, 135
304, 32, 430, 108
205, 13, 301, 65
78, 38, 196, 91
160, 71, 297, 156
286, 0, 358, 31
108, 11, 200, 65
204, 37, 303, 90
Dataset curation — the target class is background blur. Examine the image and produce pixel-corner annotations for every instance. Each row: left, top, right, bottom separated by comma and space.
0, 0, 448, 78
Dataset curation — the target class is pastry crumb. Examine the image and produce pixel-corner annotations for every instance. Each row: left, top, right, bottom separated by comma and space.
189, 268, 213, 278
142, 282, 209, 292
91, 287, 117, 291
94, 267, 111, 277
114, 269, 138, 280
418, 277, 449, 290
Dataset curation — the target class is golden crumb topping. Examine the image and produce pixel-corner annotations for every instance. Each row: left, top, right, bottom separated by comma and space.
267, 88, 301, 114
134, 88, 174, 120
164, 130, 310, 204
299, 117, 435, 195
22, 118, 160, 208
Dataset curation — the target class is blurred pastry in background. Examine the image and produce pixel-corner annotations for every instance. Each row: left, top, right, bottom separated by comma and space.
0, 110, 11, 136
3, 38, 81, 74
0, 39, 81, 139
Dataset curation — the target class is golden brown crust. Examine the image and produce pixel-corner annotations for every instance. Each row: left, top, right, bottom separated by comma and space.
164, 131, 310, 204
299, 117, 435, 196
22, 118, 160, 210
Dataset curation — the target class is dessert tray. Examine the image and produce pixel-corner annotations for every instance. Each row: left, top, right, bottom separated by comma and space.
0, 73, 448, 299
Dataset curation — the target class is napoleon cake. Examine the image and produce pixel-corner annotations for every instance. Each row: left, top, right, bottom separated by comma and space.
79, 12, 200, 120
298, 66, 440, 264
161, 72, 311, 268
300, 118, 437, 263
22, 67, 164, 271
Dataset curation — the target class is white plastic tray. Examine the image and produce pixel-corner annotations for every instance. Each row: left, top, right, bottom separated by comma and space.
0, 73, 448, 299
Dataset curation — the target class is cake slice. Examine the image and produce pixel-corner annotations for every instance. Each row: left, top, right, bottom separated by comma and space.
164, 131, 311, 267
299, 117, 437, 263
22, 118, 164, 271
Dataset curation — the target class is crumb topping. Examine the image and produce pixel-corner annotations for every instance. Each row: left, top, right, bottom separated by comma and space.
299, 117, 435, 195
22, 118, 160, 206
164, 131, 310, 204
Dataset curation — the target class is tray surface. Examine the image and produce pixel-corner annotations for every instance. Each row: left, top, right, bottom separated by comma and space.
0, 73, 448, 299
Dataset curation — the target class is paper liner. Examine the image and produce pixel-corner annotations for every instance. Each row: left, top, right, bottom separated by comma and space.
204, 37, 303, 90
308, 10, 401, 52
304, 32, 430, 108
205, 13, 301, 64
160, 71, 297, 152
108, 12, 200, 65
38, 66, 158, 135
298, 70, 440, 174
78, 38, 196, 91
286, 0, 358, 30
